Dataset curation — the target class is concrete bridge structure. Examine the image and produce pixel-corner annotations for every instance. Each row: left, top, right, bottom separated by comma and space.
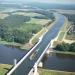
7, 13, 67, 75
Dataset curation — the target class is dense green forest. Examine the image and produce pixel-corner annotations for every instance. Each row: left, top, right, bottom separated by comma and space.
55, 42, 75, 52
0, 14, 42, 44
0, 15, 30, 28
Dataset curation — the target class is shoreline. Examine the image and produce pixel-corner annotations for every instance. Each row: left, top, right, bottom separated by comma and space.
39, 68, 75, 75
0, 63, 12, 75
52, 50, 75, 55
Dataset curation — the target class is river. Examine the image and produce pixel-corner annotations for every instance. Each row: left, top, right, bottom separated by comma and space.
43, 52, 75, 72
0, 45, 75, 73
0, 45, 27, 65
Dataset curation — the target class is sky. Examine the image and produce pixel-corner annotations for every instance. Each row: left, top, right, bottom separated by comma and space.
1, 0, 75, 4
28, 0, 75, 4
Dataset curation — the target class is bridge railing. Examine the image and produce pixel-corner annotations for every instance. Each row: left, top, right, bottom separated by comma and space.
7, 39, 42, 75
35, 42, 51, 66
28, 40, 51, 75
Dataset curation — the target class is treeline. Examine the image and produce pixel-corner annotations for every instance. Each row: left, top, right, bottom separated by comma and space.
32, 10, 55, 20
33, 15, 49, 19
55, 42, 75, 52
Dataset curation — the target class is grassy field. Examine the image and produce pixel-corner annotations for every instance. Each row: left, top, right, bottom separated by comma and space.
12, 12, 44, 17
66, 34, 75, 40
39, 69, 75, 75
0, 64, 12, 75
12, 12, 50, 25
26, 18, 50, 25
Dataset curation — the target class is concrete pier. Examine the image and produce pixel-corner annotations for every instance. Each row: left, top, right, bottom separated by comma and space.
38, 62, 43, 68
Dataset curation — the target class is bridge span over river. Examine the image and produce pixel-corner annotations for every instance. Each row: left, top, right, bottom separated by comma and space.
7, 13, 66, 75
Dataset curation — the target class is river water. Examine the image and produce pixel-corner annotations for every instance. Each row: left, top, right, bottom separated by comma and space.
0, 45, 27, 65
0, 45, 75, 72
43, 52, 75, 72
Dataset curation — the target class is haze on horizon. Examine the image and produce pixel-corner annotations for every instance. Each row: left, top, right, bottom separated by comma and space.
0, 0, 75, 4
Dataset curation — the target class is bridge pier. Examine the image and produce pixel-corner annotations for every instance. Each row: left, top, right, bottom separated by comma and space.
33, 65, 39, 75
28, 64, 40, 75
46, 49, 50, 55
38, 62, 43, 68
46, 48, 53, 54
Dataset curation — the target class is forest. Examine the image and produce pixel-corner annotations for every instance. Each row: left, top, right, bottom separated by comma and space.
0, 10, 55, 44
0, 15, 42, 44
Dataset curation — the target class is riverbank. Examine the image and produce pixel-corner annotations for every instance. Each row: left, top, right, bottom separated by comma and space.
0, 40, 23, 49
0, 40, 21, 46
0, 64, 12, 75
53, 50, 75, 55
38, 68, 75, 75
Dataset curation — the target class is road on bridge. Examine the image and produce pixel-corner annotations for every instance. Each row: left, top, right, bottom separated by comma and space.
8, 14, 66, 75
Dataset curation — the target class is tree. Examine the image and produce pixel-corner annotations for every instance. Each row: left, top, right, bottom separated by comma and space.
70, 43, 75, 52
55, 43, 70, 51
0, 24, 8, 39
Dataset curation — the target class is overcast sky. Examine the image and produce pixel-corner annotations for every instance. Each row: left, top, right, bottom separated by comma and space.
1, 0, 75, 4
29, 0, 75, 4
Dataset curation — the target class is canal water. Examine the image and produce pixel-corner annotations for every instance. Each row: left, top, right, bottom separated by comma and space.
43, 52, 75, 72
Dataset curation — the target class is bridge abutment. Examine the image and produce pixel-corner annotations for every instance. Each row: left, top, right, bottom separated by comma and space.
33, 66, 39, 75
28, 65, 39, 75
